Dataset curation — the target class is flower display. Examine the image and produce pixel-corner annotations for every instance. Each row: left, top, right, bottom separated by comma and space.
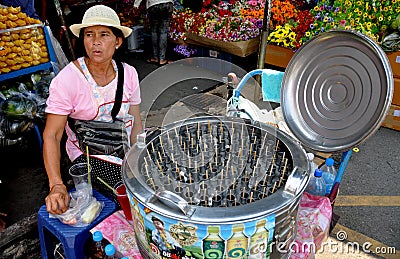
270, 0, 297, 27
170, 0, 265, 42
198, 16, 261, 41
170, 9, 213, 41
267, 8, 314, 49
299, 0, 400, 46
268, 23, 297, 48
299, 1, 348, 44
170, 0, 400, 52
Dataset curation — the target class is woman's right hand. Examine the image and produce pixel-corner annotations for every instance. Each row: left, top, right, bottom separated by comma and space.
45, 184, 70, 215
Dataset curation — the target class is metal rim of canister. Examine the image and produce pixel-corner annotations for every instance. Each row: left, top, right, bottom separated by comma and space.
123, 116, 309, 225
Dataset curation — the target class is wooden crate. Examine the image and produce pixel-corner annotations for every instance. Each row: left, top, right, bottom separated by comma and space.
386, 51, 400, 78
264, 45, 294, 68
392, 77, 400, 106
381, 104, 400, 131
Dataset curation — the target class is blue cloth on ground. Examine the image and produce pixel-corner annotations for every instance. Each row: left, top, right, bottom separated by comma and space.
262, 69, 284, 103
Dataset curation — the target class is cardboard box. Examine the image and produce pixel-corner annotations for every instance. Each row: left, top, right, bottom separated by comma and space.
381, 104, 400, 131
185, 33, 260, 57
393, 77, 400, 106
386, 51, 400, 78
264, 45, 294, 68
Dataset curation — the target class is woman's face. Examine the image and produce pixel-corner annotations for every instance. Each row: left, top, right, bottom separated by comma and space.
83, 25, 121, 64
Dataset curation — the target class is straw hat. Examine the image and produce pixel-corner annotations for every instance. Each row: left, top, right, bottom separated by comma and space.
70, 5, 132, 38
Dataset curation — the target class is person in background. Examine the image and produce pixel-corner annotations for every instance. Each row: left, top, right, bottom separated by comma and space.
43, 5, 143, 215
133, 0, 174, 66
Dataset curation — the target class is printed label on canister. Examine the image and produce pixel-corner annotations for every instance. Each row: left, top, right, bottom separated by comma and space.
130, 200, 275, 259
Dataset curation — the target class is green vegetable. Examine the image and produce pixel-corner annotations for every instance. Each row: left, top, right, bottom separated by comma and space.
1, 95, 37, 120
31, 73, 42, 84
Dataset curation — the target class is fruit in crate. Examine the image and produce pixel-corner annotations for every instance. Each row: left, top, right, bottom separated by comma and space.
0, 6, 49, 74
0, 6, 41, 29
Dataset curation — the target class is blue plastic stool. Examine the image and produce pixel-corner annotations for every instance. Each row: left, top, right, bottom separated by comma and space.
37, 189, 116, 259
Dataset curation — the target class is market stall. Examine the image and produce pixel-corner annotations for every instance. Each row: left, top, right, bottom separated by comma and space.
0, 5, 58, 148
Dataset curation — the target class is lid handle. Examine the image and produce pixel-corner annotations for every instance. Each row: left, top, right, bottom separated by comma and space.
152, 190, 195, 217
284, 167, 308, 195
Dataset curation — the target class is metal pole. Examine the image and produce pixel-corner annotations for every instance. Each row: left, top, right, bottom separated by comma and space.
53, 0, 76, 60
254, 0, 272, 105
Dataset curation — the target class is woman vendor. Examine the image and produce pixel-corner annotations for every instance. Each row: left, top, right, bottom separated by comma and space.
43, 5, 143, 215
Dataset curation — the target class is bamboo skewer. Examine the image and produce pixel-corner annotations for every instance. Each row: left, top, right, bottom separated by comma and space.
148, 178, 156, 190
278, 158, 288, 187
158, 151, 162, 163
144, 165, 151, 179
197, 122, 200, 139
261, 187, 267, 199
151, 142, 155, 154
272, 181, 277, 193
249, 191, 254, 203
159, 136, 165, 155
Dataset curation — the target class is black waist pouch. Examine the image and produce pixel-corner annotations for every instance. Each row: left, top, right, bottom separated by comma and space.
71, 119, 129, 159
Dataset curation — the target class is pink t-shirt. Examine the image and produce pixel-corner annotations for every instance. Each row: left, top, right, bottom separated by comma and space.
45, 60, 141, 162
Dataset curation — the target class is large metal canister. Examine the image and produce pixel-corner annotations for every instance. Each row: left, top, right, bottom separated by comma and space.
123, 30, 393, 259
123, 116, 309, 259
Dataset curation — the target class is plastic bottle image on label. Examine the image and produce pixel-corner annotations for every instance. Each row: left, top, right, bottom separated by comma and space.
226, 224, 248, 259
248, 220, 269, 259
202, 226, 225, 259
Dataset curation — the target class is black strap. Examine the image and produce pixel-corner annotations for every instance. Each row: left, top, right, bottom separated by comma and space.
112, 61, 124, 122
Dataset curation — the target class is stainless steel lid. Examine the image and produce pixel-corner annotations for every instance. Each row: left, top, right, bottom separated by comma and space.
281, 30, 394, 152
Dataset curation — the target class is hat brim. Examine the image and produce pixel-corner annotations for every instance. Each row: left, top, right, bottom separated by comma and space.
70, 23, 132, 38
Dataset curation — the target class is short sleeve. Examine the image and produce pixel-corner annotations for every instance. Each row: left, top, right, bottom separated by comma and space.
45, 63, 97, 119
45, 64, 76, 115
123, 63, 141, 105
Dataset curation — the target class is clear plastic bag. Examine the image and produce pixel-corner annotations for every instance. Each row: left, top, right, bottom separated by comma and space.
50, 189, 104, 227
0, 93, 37, 120
45, 25, 69, 72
